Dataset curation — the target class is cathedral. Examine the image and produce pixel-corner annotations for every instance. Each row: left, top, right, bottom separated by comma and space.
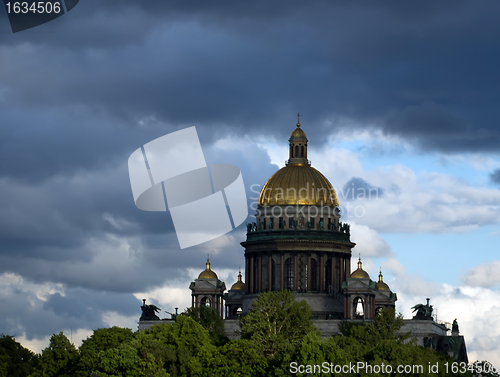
139, 117, 467, 362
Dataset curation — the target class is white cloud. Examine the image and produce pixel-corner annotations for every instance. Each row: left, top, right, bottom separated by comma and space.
460, 260, 500, 288
349, 223, 393, 259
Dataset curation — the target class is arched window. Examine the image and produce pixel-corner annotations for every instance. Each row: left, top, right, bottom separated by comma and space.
353, 297, 364, 318
200, 297, 211, 307
284, 257, 294, 290
325, 259, 332, 291
301, 145, 304, 157
295, 145, 299, 157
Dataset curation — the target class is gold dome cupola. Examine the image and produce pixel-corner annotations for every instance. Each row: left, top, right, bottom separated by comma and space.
230, 268, 246, 290
376, 269, 390, 290
257, 115, 339, 207
288, 113, 309, 166
198, 256, 218, 279
350, 256, 370, 279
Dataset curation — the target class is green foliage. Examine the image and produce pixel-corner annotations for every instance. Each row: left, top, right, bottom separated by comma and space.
29, 332, 78, 377
22, 301, 499, 377
240, 290, 317, 357
183, 305, 227, 345
0, 334, 35, 377
76, 327, 135, 377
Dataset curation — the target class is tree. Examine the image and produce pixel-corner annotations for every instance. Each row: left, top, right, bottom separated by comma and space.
183, 305, 226, 344
76, 327, 135, 377
0, 334, 35, 377
29, 333, 78, 377
470, 360, 500, 377
240, 290, 317, 357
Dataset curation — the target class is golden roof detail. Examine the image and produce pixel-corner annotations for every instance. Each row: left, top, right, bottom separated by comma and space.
376, 269, 390, 290
198, 257, 218, 279
350, 256, 370, 279
258, 117, 339, 207
230, 269, 245, 290
258, 165, 339, 206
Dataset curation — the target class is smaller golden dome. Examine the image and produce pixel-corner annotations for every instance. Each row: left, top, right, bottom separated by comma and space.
350, 257, 370, 279
198, 257, 218, 279
376, 269, 390, 290
230, 269, 245, 290
291, 126, 306, 138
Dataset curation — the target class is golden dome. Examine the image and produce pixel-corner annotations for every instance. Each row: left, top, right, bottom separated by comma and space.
376, 270, 390, 290
198, 257, 218, 279
350, 257, 370, 279
258, 116, 339, 207
291, 126, 306, 138
258, 165, 339, 206
230, 269, 245, 290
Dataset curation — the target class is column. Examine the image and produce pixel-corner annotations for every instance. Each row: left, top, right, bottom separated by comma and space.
268, 254, 272, 291
294, 253, 298, 291
249, 255, 254, 294
331, 257, 335, 292
245, 255, 250, 294
340, 257, 344, 286
258, 255, 262, 292
280, 254, 285, 290
307, 253, 312, 291
319, 253, 325, 291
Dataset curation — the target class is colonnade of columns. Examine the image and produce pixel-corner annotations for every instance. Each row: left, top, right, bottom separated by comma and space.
245, 251, 351, 294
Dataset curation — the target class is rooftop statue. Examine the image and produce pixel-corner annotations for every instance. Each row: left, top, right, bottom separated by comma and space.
140, 299, 161, 321
412, 298, 433, 320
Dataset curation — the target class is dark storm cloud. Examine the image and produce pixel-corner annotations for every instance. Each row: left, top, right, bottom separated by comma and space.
1, 1, 500, 153
0, 283, 141, 339
2, 0, 500, 345
491, 169, 500, 186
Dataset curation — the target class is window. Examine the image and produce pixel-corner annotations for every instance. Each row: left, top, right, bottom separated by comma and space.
284, 257, 294, 290
200, 297, 211, 307
310, 258, 318, 291
295, 145, 299, 157
325, 259, 332, 291
353, 297, 364, 317
301, 145, 304, 157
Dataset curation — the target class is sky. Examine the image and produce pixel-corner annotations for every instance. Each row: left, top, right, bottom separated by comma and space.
1, 0, 500, 367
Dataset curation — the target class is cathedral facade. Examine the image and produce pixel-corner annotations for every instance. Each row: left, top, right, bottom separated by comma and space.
140, 117, 467, 363
190, 118, 397, 320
